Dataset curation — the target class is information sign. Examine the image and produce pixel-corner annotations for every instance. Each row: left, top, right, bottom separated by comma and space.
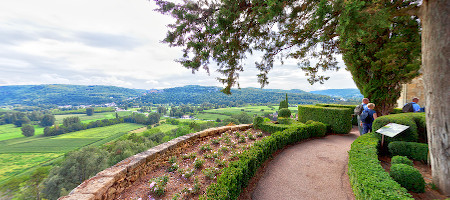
375, 123, 409, 137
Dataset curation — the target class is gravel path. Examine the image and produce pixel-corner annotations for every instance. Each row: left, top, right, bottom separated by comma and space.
251, 127, 359, 200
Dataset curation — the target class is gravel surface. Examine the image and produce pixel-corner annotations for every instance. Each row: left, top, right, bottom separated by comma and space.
251, 127, 359, 200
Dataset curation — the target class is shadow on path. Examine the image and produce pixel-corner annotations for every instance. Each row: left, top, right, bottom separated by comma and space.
250, 127, 359, 200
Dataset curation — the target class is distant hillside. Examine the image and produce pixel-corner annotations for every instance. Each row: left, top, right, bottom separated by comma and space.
310, 88, 363, 99
0, 84, 145, 106
0, 84, 355, 106
133, 85, 341, 105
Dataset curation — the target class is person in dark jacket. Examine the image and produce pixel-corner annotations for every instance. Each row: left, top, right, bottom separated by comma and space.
361, 103, 377, 135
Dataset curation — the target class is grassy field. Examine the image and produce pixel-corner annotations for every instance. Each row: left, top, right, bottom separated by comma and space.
195, 105, 298, 120
0, 123, 143, 183
54, 111, 132, 124
0, 124, 45, 141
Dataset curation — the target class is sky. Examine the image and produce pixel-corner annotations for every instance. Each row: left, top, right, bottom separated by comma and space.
0, 0, 357, 92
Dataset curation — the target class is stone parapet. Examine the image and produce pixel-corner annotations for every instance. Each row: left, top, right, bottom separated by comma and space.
58, 124, 252, 200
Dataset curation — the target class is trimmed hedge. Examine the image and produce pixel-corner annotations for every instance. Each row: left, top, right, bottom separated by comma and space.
252, 116, 264, 129
278, 108, 291, 118
203, 122, 326, 199
277, 117, 292, 125
298, 105, 352, 134
348, 132, 412, 199
388, 141, 428, 162
390, 164, 425, 193
372, 113, 424, 145
258, 121, 293, 133
391, 156, 413, 166
315, 104, 358, 125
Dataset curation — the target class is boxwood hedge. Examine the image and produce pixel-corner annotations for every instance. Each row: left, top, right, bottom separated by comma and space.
388, 141, 428, 162
390, 163, 425, 193
298, 105, 352, 134
372, 112, 426, 145
315, 104, 358, 125
391, 156, 413, 166
203, 121, 326, 199
348, 132, 413, 199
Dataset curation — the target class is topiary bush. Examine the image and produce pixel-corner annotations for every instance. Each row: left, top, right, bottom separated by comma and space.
315, 104, 358, 125
298, 105, 352, 134
372, 113, 419, 145
278, 108, 291, 118
252, 116, 264, 129
277, 117, 292, 125
390, 164, 425, 193
388, 141, 428, 162
391, 156, 413, 166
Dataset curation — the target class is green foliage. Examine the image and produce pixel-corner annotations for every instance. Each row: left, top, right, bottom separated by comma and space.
21, 124, 35, 137
315, 104, 358, 125
277, 117, 292, 125
278, 108, 291, 118
149, 175, 169, 196
298, 105, 352, 134
40, 114, 55, 127
388, 141, 428, 162
202, 167, 220, 179
231, 112, 253, 124
194, 158, 205, 169
348, 133, 412, 199
372, 113, 426, 145
204, 122, 326, 199
391, 156, 413, 166
85, 107, 94, 116
390, 164, 425, 193
42, 146, 109, 199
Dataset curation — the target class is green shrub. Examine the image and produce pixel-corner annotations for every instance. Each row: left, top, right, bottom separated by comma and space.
252, 116, 264, 129
391, 156, 413, 166
278, 108, 291, 118
315, 104, 358, 125
390, 164, 425, 193
388, 141, 428, 162
258, 121, 291, 133
277, 117, 292, 125
149, 175, 169, 196
348, 133, 412, 199
372, 113, 419, 145
298, 105, 352, 134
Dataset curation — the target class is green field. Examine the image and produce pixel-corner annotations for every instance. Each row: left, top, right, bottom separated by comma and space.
0, 123, 143, 183
0, 124, 45, 141
54, 111, 131, 124
195, 105, 298, 120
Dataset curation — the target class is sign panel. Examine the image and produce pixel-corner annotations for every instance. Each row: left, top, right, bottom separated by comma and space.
375, 123, 409, 138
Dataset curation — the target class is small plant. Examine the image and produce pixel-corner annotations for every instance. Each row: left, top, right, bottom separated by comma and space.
234, 131, 242, 138
238, 135, 246, 143
167, 162, 179, 172
182, 152, 197, 160
200, 143, 212, 151
210, 138, 221, 145
203, 153, 213, 159
215, 158, 227, 167
212, 151, 222, 159
221, 133, 232, 145
171, 193, 181, 200
202, 167, 219, 179
248, 133, 256, 140
168, 156, 177, 164
219, 146, 229, 153
194, 158, 205, 169
192, 177, 201, 194
149, 175, 169, 196
182, 168, 195, 179
256, 132, 263, 137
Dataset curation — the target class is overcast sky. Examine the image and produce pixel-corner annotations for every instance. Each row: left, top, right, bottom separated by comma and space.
0, 0, 357, 92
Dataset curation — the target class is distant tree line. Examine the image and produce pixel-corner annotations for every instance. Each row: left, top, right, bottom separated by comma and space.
43, 113, 160, 137
0, 111, 55, 127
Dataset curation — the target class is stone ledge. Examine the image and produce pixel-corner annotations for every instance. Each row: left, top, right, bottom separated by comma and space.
58, 124, 252, 200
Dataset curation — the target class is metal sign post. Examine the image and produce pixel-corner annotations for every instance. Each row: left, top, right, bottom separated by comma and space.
375, 123, 410, 147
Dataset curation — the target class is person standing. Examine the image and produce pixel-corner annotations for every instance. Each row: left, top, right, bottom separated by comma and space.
355, 98, 369, 135
361, 103, 378, 135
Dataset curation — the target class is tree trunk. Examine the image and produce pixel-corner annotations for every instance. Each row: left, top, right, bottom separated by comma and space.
421, 0, 450, 196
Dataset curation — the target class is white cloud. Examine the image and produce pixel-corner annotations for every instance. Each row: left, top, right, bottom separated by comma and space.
0, 0, 357, 91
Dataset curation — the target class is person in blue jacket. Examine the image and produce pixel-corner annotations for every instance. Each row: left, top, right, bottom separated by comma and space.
361, 103, 378, 135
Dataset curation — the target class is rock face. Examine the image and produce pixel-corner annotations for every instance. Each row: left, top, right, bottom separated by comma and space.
58, 124, 252, 200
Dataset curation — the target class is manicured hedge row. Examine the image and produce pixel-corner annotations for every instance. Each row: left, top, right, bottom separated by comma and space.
203, 122, 327, 199
372, 112, 426, 145
315, 104, 358, 125
348, 132, 413, 199
388, 141, 428, 162
258, 121, 293, 133
298, 105, 352, 134
391, 156, 413, 166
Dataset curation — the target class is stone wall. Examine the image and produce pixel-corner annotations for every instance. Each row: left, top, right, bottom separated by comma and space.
397, 76, 426, 108
58, 124, 252, 200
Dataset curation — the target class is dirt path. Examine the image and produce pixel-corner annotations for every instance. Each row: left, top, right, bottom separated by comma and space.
251, 127, 359, 200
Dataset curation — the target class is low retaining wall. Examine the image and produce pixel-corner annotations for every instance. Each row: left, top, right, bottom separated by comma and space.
58, 124, 252, 200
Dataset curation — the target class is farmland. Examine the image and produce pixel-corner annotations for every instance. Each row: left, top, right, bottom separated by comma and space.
194, 105, 298, 120
0, 123, 144, 184
0, 124, 45, 141
54, 111, 132, 124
